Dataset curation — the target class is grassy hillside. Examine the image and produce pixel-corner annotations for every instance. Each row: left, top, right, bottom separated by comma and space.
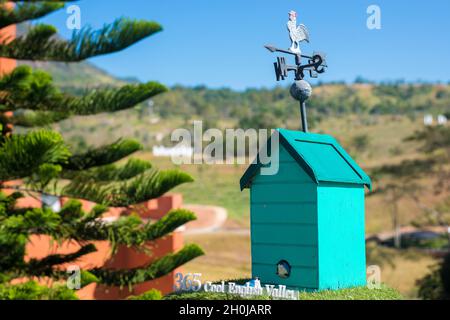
32, 85, 450, 155
151, 83, 450, 123
18, 59, 448, 157
19, 60, 126, 91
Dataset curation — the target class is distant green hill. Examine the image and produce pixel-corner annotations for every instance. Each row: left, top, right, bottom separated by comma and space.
18, 60, 126, 90
17, 55, 450, 146
149, 83, 450, 130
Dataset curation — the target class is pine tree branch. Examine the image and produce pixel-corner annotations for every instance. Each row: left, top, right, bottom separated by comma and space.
9, 110, 69, 127
0, 2, 66, 29
77, 209, 197, 245
1, 181, 202, 289
90, 244, 204, 287
0, 206, 62, 236
62, 158, 152, 182
62, 169, 194, 207
0, 194, 107, 225
1, 66, 166, 124
6, 81, 166, 123
1, 203, 199, 285
0, 280, 79, 300
0, 19, 162, 61
63, 139, 142, 171
0, 197, 196, 250
25, 243, 97, 276
0, 130, 70, 181
142, 209, 196, 240
5, 244, 202, 291
0, 191, 22, 217
0, 65, 65, 113
64, 82, 167, 115
0, 227, 27, 273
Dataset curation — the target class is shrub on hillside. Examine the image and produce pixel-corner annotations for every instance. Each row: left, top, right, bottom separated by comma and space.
417, 253, 450, 300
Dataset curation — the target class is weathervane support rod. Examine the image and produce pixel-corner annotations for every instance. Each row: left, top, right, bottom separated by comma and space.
300, 101, 308, 133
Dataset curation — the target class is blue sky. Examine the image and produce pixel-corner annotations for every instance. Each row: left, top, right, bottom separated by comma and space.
36, 0, 450, 90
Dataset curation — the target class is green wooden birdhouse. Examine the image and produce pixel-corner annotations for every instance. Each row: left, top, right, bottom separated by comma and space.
240, 128, 372, 291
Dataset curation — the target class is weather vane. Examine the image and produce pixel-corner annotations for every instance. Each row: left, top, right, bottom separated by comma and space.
265, 10, 328, 132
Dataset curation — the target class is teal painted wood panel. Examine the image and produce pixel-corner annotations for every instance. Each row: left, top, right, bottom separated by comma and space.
277, 144, 298, 162
249, 143, 319, 290
252, 244, 317, 268
292, 140, 363, 183
277, 129, 372, 189
251, 203, 317, 224
317, 183, 367, 290
253, 161, 314, 184
252, 224, 317, 246
251, 183, 316, 204
252, 264, 318, 289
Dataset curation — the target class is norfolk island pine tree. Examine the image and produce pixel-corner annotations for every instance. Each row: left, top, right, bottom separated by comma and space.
0, 1, 203, 299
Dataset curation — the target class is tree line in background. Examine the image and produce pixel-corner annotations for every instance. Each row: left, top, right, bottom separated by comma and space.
49, 81, 450, 154
0, 0, 202, 300
43, 80, 450, 133
149, 83, 450, 130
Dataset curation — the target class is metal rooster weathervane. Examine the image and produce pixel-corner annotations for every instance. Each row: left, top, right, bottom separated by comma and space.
265, 10, 328, 132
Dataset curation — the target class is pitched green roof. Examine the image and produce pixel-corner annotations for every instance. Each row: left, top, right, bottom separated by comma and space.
240, 129, 372, 191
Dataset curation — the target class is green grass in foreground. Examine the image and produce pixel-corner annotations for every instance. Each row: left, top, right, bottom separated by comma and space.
297, 286, 403, 300
164, 285, 402, 300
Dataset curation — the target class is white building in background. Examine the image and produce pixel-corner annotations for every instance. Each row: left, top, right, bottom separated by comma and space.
424, 115, 434, 126
152, 145, 193, 158
423, 114, 448, 127
424, 114, 448, 126
437, 114, 448, 125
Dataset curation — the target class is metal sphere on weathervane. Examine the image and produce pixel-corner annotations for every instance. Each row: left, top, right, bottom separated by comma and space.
290, 80, 312, 103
